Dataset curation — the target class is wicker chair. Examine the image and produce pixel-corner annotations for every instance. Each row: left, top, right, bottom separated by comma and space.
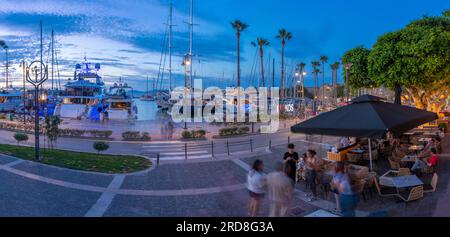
424, 173, 438, 193
397, 186, 424, 204
388, 159, 401, 170
374, 178, 398, 198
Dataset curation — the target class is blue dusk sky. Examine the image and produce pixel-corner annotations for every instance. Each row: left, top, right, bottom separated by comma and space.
0, 0, 449, 90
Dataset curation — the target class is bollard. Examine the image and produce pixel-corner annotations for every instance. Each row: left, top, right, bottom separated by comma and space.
226, 140, 230, 156
185, 143, 188, 160
269, 139, 272, 151
157, 153, 160, 166
288, 136, 291, 145
211, 141, 215, 158
250, 139, 253, 153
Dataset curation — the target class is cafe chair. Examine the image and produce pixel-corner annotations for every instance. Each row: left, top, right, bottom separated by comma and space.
362, 172, 377, 200
388, 159, 401, 170
374, 178, 398, 198
424, 173, 438, 193
398, 168, 411, 176
397, 186, 424, 205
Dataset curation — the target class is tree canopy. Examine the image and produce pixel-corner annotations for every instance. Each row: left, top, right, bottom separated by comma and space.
342, 46, 374, 89
367, 14, 450, 111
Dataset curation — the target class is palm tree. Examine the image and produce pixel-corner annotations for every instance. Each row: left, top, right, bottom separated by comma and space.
251, 38, 270, 87
331, 62, 340, 102
231, 20, 249, 88
319, 55, 328, 101
0, 40, 8, 88
311, 61, 321, 100
276, 29, 292, 99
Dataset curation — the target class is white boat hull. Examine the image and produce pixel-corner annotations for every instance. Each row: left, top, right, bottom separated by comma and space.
56, 104, 88, 118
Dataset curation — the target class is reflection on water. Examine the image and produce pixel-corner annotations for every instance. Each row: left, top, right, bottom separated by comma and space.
135, 99, 159, 121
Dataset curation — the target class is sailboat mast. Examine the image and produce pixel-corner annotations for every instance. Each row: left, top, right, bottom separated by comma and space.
168, 2, 173, 93
51, 29, 55, 90
189, 0, 193, 89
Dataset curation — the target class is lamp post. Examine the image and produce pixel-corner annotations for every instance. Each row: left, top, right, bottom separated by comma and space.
26, 61, 48, 161
344, 63, 352, 103
182, 54, 191, 130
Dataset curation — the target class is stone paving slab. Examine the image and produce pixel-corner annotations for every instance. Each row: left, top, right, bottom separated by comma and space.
0, 154, 17, 165
104, 189, 317, 217
0, 170, 101, 217
12, 161, 114, 188
121, 160, 246, 190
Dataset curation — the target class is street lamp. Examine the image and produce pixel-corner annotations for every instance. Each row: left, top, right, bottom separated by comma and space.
26, 61, 48, 161
344, 63, 353, 103
182, 54, 192, 130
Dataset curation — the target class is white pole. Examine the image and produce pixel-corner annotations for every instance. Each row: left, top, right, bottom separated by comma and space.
369, 138, 373, 171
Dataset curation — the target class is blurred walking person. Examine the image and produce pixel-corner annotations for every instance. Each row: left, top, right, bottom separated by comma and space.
247, 160, 266, 217
332, 162, 358, 217
267, 162, 294, 217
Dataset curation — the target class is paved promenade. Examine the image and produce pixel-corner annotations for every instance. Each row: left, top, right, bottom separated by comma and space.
0, 132, 448, 217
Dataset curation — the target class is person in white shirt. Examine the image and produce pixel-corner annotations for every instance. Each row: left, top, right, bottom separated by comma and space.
267, 162, 294, 217
247, 160, 267, 217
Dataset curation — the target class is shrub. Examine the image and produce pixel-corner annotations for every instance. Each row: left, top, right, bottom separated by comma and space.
14, 133, 29, 144
438, 123, 448, 132
238, 126, 250, 134
93, 141, 110, 155
182, 131, 193, 139
194, 130, 207, 138
141, 132, 152, 141
122, 131, 141, 141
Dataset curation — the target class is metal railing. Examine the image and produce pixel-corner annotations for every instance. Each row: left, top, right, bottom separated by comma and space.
150, 134, 333, 166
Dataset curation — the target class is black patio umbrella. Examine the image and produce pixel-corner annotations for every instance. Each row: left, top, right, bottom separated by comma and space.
291, 95, 438, 170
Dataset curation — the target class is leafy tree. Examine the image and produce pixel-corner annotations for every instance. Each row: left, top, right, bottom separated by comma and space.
93, 141, 110, 155
14, 133, 29, 144
342, 46, 375, 90
443, 9, 450, 18
45, 116, 61, 149
368, 15, 450, 111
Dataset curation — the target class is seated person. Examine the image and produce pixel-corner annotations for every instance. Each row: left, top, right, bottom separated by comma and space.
418, 137, 439, 158
411, 148, 439, 173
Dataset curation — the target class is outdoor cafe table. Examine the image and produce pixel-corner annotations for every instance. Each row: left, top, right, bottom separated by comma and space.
391, 175, 424, 189
380, 171, 424, 188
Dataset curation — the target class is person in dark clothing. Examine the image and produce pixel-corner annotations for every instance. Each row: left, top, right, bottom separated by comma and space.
283, 144, 299, 185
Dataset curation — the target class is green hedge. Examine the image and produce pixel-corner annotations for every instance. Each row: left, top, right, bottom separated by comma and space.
182, 130, 207, 139
122, 131, 152, 141
219, 126, 250, 137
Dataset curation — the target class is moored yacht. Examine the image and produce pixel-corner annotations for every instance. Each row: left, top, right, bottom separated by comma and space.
105, 79, 138, 120
0, 88, 24, 112
54, 59, 106, 120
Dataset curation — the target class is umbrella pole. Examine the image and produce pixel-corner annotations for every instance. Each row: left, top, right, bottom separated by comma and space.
368, 138, 373, 171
